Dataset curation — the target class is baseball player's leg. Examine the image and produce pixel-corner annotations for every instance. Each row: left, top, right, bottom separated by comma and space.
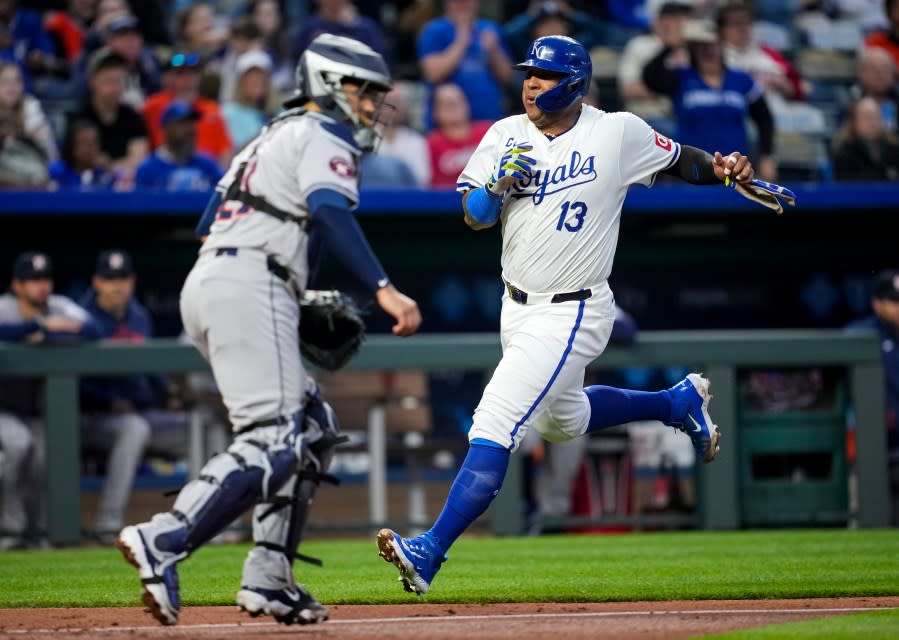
181, 255, 305, 429
83, 413, 151, 538
116, 418, 306, 625
0, 412, 34, 548
237, 380, 338, 624
378, 298, 598, 594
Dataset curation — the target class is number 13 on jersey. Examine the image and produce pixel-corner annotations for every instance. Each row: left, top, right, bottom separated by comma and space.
556, 200, 587, 232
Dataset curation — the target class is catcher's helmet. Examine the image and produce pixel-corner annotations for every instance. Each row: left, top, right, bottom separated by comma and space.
514, 35, 592, 112
288, 34, 393, 151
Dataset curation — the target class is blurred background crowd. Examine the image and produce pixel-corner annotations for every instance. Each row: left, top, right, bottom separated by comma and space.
2, 0, 899, 193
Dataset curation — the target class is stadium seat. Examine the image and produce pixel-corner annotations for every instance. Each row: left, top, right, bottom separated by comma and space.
795, 49, 856, 83
753, 20, 796, 53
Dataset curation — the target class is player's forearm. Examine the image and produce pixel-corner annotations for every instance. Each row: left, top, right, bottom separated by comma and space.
312, 203, 390, 293
661, 145, 720, 185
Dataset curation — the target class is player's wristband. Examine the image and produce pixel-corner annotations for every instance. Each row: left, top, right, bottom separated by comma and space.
465, 186, 502, 225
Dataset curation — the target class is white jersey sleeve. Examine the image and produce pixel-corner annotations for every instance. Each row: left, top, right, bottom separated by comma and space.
47, 295, 91, 322
294, 119, 360, 208
617, 111, 681, 187
456, 123, 506, 192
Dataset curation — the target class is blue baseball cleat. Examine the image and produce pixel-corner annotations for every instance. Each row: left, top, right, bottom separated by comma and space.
666, 373, 721, 463
377, 529, 446, 596
116, 524, 184, 625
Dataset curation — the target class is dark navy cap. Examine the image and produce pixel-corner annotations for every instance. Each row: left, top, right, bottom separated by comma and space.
95, 249, 134, 278
873, 269, 899, 301
12, 251, 53, 280
160, 101, 201, 126
104, 14, 140, 37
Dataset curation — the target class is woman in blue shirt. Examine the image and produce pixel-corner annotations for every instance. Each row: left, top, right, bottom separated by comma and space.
642, 17, 777, 181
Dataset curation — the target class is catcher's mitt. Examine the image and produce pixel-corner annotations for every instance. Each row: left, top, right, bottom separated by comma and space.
299, 289, 366, 371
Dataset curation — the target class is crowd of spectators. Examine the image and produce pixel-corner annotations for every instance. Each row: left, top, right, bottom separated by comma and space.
2, 0, 899, 192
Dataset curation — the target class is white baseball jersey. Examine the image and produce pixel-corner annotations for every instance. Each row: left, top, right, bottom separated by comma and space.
202, 110, 363, 287
457, 105, 680, 297
458, 105, 682, 451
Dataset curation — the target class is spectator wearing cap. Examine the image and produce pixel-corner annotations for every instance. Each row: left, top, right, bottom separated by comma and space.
135, 101, 224, 191
417, 0, 514, 130
0, 250, 103, 549
142, 51, 234, 167
0, 103, 49, 189
75, 13, 162, 112
67, 48, 149, 185
503, 0, 605, 62
618, 0, 694, 135
222, 49, 274, 150
845, 269, 899, 526
642, 17, 778, 181
77, 249, 186, 543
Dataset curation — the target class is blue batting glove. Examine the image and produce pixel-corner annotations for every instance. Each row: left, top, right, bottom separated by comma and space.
486, 143, 536, 195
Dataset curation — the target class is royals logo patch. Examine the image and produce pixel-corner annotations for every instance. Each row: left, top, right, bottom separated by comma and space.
329, 157, 356, 178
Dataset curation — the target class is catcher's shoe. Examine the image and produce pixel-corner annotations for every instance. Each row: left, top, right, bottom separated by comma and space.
665, 373, 721, 463
116, 524, 184, 625
237, 585, 329, 625
377, 529, 446, 596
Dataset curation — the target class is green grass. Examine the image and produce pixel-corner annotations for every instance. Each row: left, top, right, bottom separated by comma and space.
707, 609, 899, 639
1, 529, 897, 608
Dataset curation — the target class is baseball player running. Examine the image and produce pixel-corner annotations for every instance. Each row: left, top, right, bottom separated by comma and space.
378, 35, 749, 596
116, 34, 421, 626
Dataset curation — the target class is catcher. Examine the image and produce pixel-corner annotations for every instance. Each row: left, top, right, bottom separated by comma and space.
116, 34, 421, 627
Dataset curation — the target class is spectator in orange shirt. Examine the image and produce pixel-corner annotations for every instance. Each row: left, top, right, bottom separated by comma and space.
865, 0, 899, 69
142, 51, 233, 167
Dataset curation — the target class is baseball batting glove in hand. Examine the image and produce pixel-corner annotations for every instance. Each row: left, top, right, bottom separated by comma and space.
299, 290, 366, 371
485, 143, 536, 195
725, 177, 796, 214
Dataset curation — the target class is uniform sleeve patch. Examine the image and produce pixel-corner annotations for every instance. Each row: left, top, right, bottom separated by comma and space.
329, 157, 357, 178
653, 130, 672, 152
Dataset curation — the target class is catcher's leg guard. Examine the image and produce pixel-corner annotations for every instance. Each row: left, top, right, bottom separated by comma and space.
239, 382, 342, 625
250, 381, 342, 559
134, 410, 307, 557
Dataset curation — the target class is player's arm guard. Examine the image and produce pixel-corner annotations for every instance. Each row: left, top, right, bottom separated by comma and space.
661, 145, 719, 184
299, 289, 366, 371
462, 186, 503, 228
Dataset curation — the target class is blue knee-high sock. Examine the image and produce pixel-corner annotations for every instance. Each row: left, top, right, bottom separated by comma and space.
584, 385, 673, 433
428, 443, 509, 554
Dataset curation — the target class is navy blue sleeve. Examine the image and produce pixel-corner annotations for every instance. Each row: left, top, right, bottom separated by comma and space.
43, 316, 104, 343
0, 320, 41, 342
195, 190, 222, 238
307, 188, 389, 293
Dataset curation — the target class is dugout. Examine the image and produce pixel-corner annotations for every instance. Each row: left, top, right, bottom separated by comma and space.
737, 368, 849, 527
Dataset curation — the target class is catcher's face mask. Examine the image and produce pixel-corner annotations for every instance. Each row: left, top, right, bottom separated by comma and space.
340, 79, 395, 152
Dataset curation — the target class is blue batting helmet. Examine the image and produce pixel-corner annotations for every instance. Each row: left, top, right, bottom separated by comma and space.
514, 35, 592, 112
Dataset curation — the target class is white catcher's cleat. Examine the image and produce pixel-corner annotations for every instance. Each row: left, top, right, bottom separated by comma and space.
116, 524, 184, 625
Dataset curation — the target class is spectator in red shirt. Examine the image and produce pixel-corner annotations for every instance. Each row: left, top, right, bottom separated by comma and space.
142, 51, 233, 167
865, 0, 899, 69
427, 82, 493, 189
43, 0, 95, 65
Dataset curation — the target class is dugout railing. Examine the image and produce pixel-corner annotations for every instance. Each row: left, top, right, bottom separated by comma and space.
0, 329, 888, 545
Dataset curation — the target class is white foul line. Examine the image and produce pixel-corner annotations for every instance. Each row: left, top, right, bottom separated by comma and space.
0, 607, 892, 636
